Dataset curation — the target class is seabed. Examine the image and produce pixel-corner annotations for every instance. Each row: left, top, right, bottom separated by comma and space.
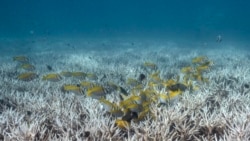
0, 37, 250, 141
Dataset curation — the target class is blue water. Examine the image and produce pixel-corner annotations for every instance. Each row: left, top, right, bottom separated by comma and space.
0, 2, 250, 140
1, 0, 250, 42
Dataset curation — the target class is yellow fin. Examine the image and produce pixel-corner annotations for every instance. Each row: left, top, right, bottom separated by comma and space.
17, 72, 37, 81
87, 86, 106, 99
115, 119, 129, 130
62, 84, 83, 95
168, 89, 182, 99
42, 73, 61, 82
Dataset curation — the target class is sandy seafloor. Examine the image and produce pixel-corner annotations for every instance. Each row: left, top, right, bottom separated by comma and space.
0, 37, 250, 141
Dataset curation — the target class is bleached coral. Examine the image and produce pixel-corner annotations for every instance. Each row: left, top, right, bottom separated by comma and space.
0, 38, 250, 140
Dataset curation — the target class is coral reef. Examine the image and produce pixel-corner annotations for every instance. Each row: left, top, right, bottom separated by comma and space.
0, 38, 250, 141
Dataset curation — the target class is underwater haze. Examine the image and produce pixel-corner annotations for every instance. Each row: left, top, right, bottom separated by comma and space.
1, 1, 250, 141
1, 0, 250, 41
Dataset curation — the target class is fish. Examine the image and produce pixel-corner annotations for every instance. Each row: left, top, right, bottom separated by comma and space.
115, 119, 130, 130
86, 86, 106, 99
119, 95, 144, 114
143, 62, 157, 70
119, 86, 128, 95
168, 83, 187, 91
71, 72, 86, 79
13, 56, 29, 63
61, 84, 83, 95
201, 60, 214, 67
158, 93, 169, 104
19, 63, 35, 71
124, 103, 143, 114
122, 110, 138, 122
60, 71, 72, 77
17, 72, 38, 81
80, 81, 94, 89
126, 78, 141, 87
139, 89, 156, 102
181, 66, 194, 74
130, 84, 144, 95
106, 82, 129, 97
86, 73, 98, 80
106, 82, 120, 91
46, 65, 53, 71
196, 65, 210, 73
162, 79, 177, 87
168, 89, 182, 99
192, 56, 207, 64
158, 89, 182, 104
149, 71, 162, 82
134, 107, 151, 122
119, 95, 142, 108
99, 98, 124, 117
42, 73, 62, 82
138, 73, 146, 82
192, 72, 209, 83
147, 81, 159, 88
